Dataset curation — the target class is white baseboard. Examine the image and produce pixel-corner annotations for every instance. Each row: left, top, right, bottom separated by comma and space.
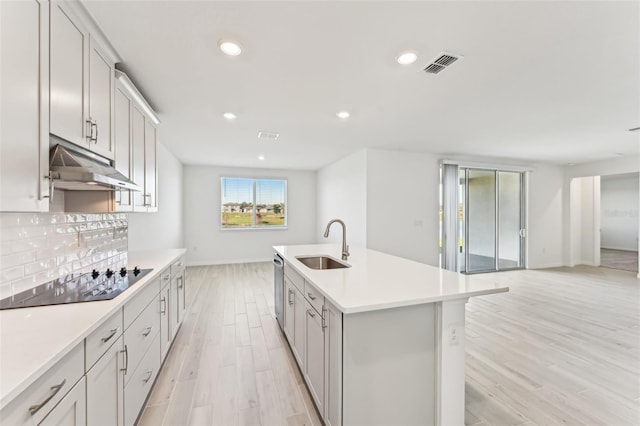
186, 257, 272, 267
527, 262, 564, 269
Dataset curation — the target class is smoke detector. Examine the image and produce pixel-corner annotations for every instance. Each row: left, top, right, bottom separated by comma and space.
424, 52, 463, 74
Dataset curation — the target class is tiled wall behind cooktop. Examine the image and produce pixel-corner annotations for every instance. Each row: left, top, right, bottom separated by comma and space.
0, 213, 128, 299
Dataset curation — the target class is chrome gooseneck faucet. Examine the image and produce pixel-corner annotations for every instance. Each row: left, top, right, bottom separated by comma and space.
323, 219, 349, 260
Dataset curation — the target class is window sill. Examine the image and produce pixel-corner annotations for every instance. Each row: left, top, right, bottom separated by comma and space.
220, 226, 288, 231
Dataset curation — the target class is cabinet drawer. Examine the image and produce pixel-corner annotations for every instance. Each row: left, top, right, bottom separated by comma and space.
304, 281, 325, 315
0, 342, 84, 425
284, 263, 304, 291
123, 276, 160, 330
86, 309, 123, 370
124, 296, 160, 383
124, 333, 160, 426
170, 256, 185, 278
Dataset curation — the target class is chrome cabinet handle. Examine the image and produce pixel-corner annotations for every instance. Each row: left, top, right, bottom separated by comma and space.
307, 292, 316, 301
162, 274, 170, 281
178, 276, 183, 289
142, 326, 153, 337
322, 306, 327, 329
143, 369, 153, 383
307, 309, 316, 318
287, 289, 294, 306
28, 378, 66, 415
143, 193, 152, 207
160, 296, 166, 315
121, 345, 129, 373
93, 122, 98, 143
43, 173, 55, 203
101, 328, 118, 343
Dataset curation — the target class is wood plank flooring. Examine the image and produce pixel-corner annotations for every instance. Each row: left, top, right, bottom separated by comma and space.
140, 263, 640, 426
600, 248, 639, 273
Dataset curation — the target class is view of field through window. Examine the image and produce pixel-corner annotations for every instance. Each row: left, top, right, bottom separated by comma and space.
221, 177, 286, 228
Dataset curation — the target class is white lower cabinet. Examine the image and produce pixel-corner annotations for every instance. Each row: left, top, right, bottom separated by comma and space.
304, 300, 325, 415
86, 335, 124, 426
39, 377, 87, 426
323, 300, 342, 426
159, 282, 172, 359
280, 260, 343, 425
123, 333, 160, 426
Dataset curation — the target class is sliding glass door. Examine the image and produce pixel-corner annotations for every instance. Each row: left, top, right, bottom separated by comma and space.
460, 168, 525, 273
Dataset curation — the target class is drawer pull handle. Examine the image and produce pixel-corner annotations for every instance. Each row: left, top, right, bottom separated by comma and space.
28, 378, 66, 415
101, 328, 118, 343
160, 296, 167, 315
307, 309, 316, 318
307, 292, 316, 301
162, 274, 170, 281
288, 289, 294, 306
322, 305, 328, 329
142, 326, 153, 337
143, 369, 154, 383
121, 345, 129, 374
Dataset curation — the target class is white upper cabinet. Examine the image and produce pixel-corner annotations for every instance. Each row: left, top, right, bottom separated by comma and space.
0, 0, 50, 212
114, 85, 133, 211
50, 0, 116, 159
88, 36, 114, 158
144, 120, 158, 212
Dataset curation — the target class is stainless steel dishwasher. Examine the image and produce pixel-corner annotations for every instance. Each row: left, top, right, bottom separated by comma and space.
273, 253, 284, 331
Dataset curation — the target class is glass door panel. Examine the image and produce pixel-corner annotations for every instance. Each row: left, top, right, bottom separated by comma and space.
498, 172, 523, 269
466, 169, 496, 273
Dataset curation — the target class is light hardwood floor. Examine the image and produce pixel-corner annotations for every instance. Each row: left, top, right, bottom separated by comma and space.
140, 263, 640, 426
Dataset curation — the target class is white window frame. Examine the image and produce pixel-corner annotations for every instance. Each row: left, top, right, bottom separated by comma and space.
220, 177, 288, 230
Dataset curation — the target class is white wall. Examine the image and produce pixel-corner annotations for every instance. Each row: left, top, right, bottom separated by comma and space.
184, 165, 316, 265
527, 165, 564, 268
569, 176, 600, 266
128, 143, 184, 251
600, 173, 639, 251
316, 150, 367, 247
366, 149, 440, 266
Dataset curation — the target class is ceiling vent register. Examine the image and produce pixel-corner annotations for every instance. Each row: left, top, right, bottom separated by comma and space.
424, 52, 463, 74
257, 131, 280, 141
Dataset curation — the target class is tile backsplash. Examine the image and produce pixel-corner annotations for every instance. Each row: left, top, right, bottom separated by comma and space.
0, 213, 128, 299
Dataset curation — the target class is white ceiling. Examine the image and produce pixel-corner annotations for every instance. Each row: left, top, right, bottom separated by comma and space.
85, 0, 640, 171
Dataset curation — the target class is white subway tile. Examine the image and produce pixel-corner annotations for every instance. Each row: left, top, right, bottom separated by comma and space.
11, 275, 37, 294
1, 251, 36, 270
0, 283, 13, 299
24, 258, 56, 275
11, 237, 47, 254
1, 265, 24, 282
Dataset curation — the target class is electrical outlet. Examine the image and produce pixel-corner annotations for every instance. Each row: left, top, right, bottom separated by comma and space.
448, 326, 460, 346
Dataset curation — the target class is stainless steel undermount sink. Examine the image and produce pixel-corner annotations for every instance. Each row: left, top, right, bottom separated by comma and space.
295, 255, 351, 270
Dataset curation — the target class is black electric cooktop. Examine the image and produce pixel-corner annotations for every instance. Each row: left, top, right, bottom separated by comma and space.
0, 267, 153, 310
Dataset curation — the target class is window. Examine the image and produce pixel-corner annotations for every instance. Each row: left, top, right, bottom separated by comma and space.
221, 177, 287, 228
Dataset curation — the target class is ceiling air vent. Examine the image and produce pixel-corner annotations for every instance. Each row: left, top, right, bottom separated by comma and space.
424, 52, 463, 74
257, 131, 280, 141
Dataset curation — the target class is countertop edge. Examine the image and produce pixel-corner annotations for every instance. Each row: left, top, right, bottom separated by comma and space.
0, 248, 186, 410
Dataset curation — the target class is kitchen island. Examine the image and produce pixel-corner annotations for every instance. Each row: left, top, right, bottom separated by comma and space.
274, 244, 509, 426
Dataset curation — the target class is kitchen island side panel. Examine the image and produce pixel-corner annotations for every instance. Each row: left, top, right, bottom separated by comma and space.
342, 303, 436, 425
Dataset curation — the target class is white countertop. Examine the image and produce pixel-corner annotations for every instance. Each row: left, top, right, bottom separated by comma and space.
0, 248, 186, 410
274, 244, 508, 314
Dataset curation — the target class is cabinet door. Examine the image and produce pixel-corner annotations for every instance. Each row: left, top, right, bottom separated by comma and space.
86, 336, 124, 426
159, 284, 171, 359
293, 287, 306, 369
143, 120, 157, 211
50, 1, 87, 146
88, 36, 114, 159
114, 86, 132, 211
283, 277, 296, 345
323, 302, 342, 426
131, 106, 146, 211
0, 0, 49, 212
39, 377, 87, 426
176, 271, 186, 323
304, 301, 324, 415
169, 275, 180, 340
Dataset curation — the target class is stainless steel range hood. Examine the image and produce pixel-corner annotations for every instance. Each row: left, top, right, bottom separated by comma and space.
49, 139, 141, 191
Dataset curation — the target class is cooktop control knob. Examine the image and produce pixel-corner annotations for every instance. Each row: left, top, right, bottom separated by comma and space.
105, 268, 114, 278
91, 269, 100, 279
119, 267, 127, 277
133, 266, 141, 276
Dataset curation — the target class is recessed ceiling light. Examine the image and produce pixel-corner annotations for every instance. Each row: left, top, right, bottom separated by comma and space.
219, 40, 242, 56
258, 155, 265, 161
223, 112, 236, 120
615, 152, 625, 156
336, 111, 350, 119
396, 50, 418, 65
